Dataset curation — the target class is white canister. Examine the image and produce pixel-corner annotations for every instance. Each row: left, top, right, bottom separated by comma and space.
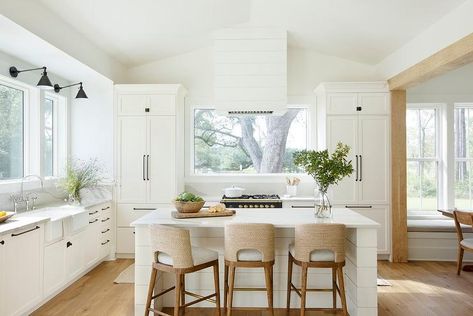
286, 185, 298, 197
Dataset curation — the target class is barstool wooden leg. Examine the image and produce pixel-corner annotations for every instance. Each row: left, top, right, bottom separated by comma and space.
224, 264, 228, 311
300, 263, 308, 316
286, 254, 293, 310
457, 247, 464, 275
144, 268, 157, 316
226, 265, 236, 316
180, 274, 185, 316
264, 263, 274, 316
213, 263, 221, 316
337, 266, 348, 316
174, 273, 182, 316
332, 266, 337, 308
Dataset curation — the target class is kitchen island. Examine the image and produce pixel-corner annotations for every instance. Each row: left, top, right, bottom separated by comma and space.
131, 208, 379, 316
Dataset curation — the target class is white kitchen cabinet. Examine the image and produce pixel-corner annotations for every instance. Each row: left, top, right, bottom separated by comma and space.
0, 233, 6, 316
84, 216, 101, 268
2, 224, 43, 316
65, 229, 86, 280
44, 239, 66, 297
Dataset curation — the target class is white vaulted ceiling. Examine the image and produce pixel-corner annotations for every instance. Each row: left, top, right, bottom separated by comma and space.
36, 0, 466, 66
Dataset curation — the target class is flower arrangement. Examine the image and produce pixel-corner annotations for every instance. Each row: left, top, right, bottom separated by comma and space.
59, 159, 103, 203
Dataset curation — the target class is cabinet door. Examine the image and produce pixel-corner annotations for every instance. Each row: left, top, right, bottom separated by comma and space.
65, 230, 86, 280
149, 95, 176, 115
84, 218, 100, 267
358, 116, 390, 204
117, 94, 149, 116
0, 234, 6, 316
147, 116, 177, 203
44, 239, 66, 297
118, 117, 148, 203
358, 93, 389, 115
3, 225, 43, 316
327, 116, 358, 204
326, 93, 358, 115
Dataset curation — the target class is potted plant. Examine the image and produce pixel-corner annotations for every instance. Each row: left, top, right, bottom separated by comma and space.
173, 192, 205, 213
59, 159, 103, 204
293, 143, 354, 218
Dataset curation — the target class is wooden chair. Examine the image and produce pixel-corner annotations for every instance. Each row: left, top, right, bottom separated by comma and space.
286, 223, 348, 316
145, 224, 221, 316
453, 210, 473, 275
224, 223, 275, 316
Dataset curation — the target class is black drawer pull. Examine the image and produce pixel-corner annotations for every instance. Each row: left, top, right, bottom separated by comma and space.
89, 210, 99, 215
66, 241, 72, 248
101, 240, 110, 245
101, 206, 110, 211
0, 240, 4, 245
133, 207, 156, 211
101, 217, 110, 223
345, 205, 373, 209
101, 228, 110, 234
89, 219, 99, 224
11, 225, 40, 237
291, 205, 315, 208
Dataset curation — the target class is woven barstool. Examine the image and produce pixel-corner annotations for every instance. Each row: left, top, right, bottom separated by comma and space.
224, 223, 275, 316
286, 223, 348, 316
144, 224, 221, 316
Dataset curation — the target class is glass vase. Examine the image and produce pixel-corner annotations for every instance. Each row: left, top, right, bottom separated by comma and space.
315, 189, 332, 218
67, 193, 81, 206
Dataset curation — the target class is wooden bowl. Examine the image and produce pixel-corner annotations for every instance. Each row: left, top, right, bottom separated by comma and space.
0, 211, 15, 223
173, 200, 205, 213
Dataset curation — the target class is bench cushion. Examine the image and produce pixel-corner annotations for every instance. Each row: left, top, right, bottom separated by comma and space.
407, 219, 471, 233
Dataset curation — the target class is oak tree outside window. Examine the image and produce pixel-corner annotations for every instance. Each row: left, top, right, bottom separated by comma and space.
454, 104, 473, 208
406, 106, 439, 210
0, 83, 24, 180
193, 108, 308, 174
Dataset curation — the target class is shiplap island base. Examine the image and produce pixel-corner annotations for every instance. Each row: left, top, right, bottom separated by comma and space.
132, 208, 379, 316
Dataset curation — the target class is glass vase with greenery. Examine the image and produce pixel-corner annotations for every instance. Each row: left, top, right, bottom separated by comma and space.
59, 159, 103, 204
293, 143, 354, 217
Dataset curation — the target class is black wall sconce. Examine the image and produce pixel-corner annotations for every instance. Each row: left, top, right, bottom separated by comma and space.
9, 66, 53, 90
54, 82, 88, 99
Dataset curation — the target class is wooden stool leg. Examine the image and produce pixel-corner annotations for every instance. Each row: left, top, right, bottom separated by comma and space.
144, 267, 158, 316
337, 266, 348, 316
264, 264, 274, 316
286, 254, 293, 310
224, 264, 228, 311
300, 264, 308, 316
174, 273, 182, 316
457, 247, 464, 275
213, 263, 221, 316
332, 266, 337, 308
180, 274, 185, 316
226, 265, 236, 316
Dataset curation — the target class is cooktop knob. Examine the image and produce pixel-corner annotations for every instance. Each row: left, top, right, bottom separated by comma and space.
244, 205, 248, 208
249, 205, 254, 208
260, 205, 264, 208
270, 205, 275, 208
238, 205, 243, 208
265, 205, 269, 208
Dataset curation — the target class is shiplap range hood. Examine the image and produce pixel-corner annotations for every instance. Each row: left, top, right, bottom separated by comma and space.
214, 27, 287, 115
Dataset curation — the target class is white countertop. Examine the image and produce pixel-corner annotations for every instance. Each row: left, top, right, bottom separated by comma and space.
131, 207, 379, 229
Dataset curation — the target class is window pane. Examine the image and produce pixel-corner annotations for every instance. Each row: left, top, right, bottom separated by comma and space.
0, 84, 24, 180
194, 109, 308, 174
454, 108, 468, 159
43, 98, 54, 177
419, 109, 436, 158
421, 161, 438, 209
407, 161, 421, 209
454, 160, 470, 209
406, 109, 420, 158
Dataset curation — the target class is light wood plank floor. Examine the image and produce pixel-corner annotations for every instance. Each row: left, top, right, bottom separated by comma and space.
32, 259, 473, 316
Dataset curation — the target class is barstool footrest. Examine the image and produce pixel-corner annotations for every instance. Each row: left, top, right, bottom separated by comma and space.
147, 307, 171, 316
232, 287, 269, 292
151, 286, 175, 300
182, 291, 217, 307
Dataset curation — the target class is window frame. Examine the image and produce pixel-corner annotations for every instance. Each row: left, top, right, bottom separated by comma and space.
406, 103, 443, 214
186, 103, 314, 182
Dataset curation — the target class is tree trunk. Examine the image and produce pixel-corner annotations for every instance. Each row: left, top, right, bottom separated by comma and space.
239, 117, 263, 172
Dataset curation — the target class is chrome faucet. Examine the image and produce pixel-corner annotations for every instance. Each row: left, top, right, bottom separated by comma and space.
10, 175, 44, 212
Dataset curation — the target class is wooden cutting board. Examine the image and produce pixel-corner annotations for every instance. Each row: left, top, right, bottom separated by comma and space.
172, 209, 236, 219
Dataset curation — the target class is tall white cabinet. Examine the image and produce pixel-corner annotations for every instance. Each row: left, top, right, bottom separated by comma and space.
114, 84, 186, 255
316, 82, 391, 255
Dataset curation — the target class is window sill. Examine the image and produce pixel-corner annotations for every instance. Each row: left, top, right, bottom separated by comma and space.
185, 173, 314, 184
0, 176, 62, 194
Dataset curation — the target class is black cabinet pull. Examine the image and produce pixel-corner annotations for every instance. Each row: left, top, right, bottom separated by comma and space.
345, 205, 372, 209
88, 210, 98, 215
355, 155, 359, 181
89, 219, 98, 224
101, 228, 110, 234
133, 207, 156, 211
101, 240, 110, 245
101, 217, 110, 223
356, 106, 362, 111
11, 225, 40, 237
359, 155, 363, 181
66, 241, 72, 248
101, 206, 110, 211
0, 240, 4, 245
142, 155, 146, 181
146, 155, 150, 181
291, 205, 315, 208
145, 107, 150, 112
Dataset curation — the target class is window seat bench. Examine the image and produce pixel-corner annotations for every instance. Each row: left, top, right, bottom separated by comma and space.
408, 219, 471, 233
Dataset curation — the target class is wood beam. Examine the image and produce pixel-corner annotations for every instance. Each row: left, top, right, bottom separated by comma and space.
391, 90, 408, 263
388, 32, 473, 90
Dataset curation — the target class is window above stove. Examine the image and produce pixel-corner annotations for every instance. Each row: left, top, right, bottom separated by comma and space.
191, 107, 309, 175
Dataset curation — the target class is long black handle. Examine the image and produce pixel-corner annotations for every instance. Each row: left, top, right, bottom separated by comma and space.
359, 155, 363, 181
133, 207, 156, 210
355, 155, 359, 181
142, 155, 146, 181
291, 205, 315, 208
146, 155, 150, 181
11, 225, 40, 237
89, 219, 98, 224
101, 240, 110, 245
345, 205, 372, 209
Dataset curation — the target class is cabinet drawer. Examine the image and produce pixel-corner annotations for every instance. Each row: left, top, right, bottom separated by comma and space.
117, 227, 135, 254
358, 93, 389, 115
118, 94, 148, 115
100, 211, 112, 226
326, 93, 358, 115
117, 204, 167, 227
